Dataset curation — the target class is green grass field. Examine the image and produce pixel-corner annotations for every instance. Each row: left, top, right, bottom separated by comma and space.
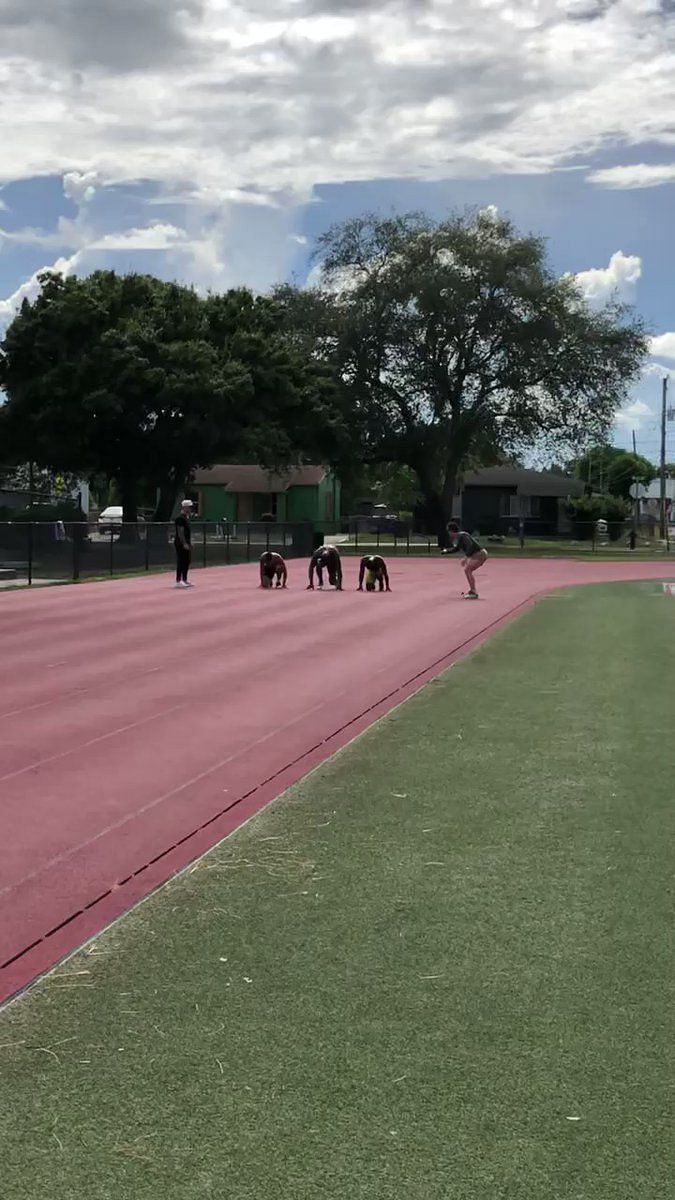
1, 583, 673, 1199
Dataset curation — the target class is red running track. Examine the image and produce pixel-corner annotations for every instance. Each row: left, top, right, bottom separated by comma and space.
0, 557, 671, 1003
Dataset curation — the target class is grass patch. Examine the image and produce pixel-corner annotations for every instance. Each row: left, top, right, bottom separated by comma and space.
1, 584, 673, 1198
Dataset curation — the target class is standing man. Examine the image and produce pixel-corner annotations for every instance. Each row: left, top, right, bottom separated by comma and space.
307, 545, 342, 591
174, 499, 193, 588
357, 554, 391, 592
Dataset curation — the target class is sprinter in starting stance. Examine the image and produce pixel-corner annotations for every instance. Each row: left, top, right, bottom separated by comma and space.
259, 550, 287, 589
307, 545, 342, 591
357, 554, 391, 592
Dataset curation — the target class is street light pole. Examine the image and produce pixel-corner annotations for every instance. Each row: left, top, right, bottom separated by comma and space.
660, 377, 668, 540
632, 430, 640, 538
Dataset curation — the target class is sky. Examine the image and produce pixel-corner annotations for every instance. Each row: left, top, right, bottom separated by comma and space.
1, 0, 675, 463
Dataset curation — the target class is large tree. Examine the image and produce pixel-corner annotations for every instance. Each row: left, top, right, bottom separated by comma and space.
284, 211, 649, 536
0, 271, 340, 522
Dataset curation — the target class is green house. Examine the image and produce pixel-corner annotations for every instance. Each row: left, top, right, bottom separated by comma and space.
193, 465, 341, 524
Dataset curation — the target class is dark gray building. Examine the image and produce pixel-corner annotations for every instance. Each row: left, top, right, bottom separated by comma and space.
459, 467, 584, 536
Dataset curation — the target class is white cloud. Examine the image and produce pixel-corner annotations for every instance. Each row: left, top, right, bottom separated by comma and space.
148, 186, 281, 209
89, 223, 187, 251
648, 336, 675, 362
587, 163, 675, 190
0, 253, 80, 333
574, 251, 642, 305
0, 2, 675, 194
614, 399, 651, 430
650, 333, 675, 362
63, 170, 99, 203
0, 218, 190, 254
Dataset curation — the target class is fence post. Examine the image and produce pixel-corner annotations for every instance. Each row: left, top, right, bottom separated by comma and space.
355, 525, 359, 553
202, 522, 207, 569
145, 527, 150, 572
109, 528, 115, 575
246, 525, 251, 562
406, 528, 410, 555
72, 525, 80, 582
28, 522, 34, 586
226, 526, 231, 564
265, 526, 270, 552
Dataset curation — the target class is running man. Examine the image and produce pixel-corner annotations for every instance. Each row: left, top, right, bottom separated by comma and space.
443, 521, 487, 598
307, 544, 342, 591
357, 554, 391, 592
174, 499, 193, 588
259, 550, 288, 589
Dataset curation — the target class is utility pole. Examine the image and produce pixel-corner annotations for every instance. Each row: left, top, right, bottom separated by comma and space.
632, 430, 640, 538
660, 377, 668, 540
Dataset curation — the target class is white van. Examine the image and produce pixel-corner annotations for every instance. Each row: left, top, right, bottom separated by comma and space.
98, 506, 123, 533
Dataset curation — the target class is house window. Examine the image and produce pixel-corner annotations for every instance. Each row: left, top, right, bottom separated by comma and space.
499, 494, 541, 519
499, 493, 520, 518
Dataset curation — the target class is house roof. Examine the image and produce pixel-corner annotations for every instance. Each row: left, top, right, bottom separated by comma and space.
193, 464, 327, 494
462, 466, 584, 498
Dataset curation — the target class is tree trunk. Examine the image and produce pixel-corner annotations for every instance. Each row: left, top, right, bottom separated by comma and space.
117, 479, 139, 542
416, 465, 459, 546
153, 474, 188, 521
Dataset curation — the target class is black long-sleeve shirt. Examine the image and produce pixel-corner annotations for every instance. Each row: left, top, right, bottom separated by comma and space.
446, 531, 481, 557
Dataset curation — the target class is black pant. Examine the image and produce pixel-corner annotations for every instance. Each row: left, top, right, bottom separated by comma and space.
175, 544, 191, 582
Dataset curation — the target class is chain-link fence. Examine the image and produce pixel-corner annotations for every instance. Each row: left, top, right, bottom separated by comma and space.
1, 517, 672, 587
0, 521, 316, 585
313, 519, 673, 556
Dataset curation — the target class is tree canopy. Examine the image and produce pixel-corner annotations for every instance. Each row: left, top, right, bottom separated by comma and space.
279, 210, 648, 535
570, 445, 656, 501
0, 271, 340, 520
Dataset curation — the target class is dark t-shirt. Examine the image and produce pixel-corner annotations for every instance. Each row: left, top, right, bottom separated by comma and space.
363, 555, 384, 571
174, 514, 191, 548
448, 531, 481, 557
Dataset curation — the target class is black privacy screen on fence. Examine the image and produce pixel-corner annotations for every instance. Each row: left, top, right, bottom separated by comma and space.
0, 522, 317, 585
0, 519, 671, 586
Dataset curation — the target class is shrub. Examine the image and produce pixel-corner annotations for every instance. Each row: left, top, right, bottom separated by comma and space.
566, 494, 629, 540
566, 495, 605, 540
605, 496, 630, 541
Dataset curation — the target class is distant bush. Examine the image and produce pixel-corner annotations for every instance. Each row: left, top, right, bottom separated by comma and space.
566, 494, 629, 540
604, 496, 630, 541
566, 496, 603, 539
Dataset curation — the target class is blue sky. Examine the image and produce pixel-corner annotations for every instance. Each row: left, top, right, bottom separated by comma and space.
2, 0, 675, 465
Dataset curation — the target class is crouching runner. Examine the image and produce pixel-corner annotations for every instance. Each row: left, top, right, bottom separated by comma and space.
259, 550, 287, 589
307, 545, 342, 591
357, 554, 391, 592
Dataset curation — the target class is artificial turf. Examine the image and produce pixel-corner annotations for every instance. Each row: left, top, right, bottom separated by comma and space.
1, 583, 672, 1199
